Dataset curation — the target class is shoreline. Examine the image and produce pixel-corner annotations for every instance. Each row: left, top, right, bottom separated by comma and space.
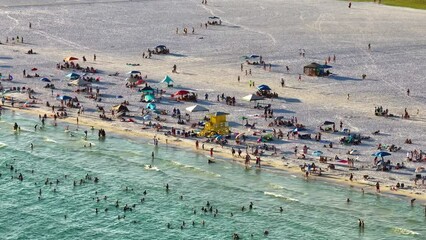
4, 105, 425, 205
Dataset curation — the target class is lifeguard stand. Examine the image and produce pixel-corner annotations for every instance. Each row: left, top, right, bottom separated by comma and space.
199, 112, 230, 137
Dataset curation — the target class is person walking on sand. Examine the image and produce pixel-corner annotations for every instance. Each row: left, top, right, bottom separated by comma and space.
281, 78, 285, 87
347, 94, 350, 100
172, 64, 177, 73
407, 89, 410, 96
210, 148, 213, 157
376, 182, 380, 193
368, 43, 371, 50
298, 74, 301, 81
93, 54, 97, 61
29, 22, 32, 29
348, 2, 352, 8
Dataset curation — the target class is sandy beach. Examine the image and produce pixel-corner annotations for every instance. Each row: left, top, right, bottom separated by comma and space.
1, 0, 426, 205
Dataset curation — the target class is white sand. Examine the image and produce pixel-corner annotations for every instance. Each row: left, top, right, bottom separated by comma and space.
1, 0, 426, 200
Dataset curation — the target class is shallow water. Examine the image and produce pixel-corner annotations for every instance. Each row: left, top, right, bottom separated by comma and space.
0, 110, 424, 239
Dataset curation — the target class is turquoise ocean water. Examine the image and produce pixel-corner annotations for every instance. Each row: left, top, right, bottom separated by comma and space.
0, 110, 424, 240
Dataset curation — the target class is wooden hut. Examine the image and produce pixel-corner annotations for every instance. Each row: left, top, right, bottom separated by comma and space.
304, 62, 328, 77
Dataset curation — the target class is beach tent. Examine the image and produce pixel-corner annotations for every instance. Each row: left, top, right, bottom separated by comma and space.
303, 62, 331, 77
141, 86, 155, 94
146, 103, 156, 110
186, 104, 209, 112
162, 75, 174, 86
56, 95, 72, 101
154, 45, 169, 54
322, 121, 335, 126
242, 94, 264, 102
64, 57, 78, 62
40, 77, 51, 82
173, 90, 190, 96
257, 85, 271, 91
112, 104, 129, 114
144, 94, 155, 102
127, 70, 141, 75
65, 72, 81, 80
69, 78, 90, 86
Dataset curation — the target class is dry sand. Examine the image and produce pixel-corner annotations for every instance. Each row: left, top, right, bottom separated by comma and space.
1, 0, 426, 202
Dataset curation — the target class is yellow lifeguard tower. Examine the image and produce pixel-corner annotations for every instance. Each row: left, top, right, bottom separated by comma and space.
199, 112, 230, 137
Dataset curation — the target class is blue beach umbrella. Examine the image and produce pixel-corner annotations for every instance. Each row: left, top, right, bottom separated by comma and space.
40, 77, 51, 82
146, 103, 156, 110
312, 150, 323, 157
372, 151, 391, 158
65, 72, 80, 80
56, 95, 72, 101
257, 85, 271, 91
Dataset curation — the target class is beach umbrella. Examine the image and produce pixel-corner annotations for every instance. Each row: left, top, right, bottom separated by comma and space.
162, 75, 174, 84
146, 103, 156, 110
64, 57, 78, 62
242, 94, 264, 102
144, 94, 155, 102
415, 167, 425, 173
322, 64, 333, 69
312, 150, 323, 157
142, 114, 151, 121
31, 68, 38, 71
65, 72, 81, 80
141, 86, 155, 93
257, 85, 271, 91
69, 78, 89, 86
235, 132, 245, 139
156, 45, 167, 49
40, 77, 51, 82
127, 70, 141, 75
56, 95, 72, 101
173, 90, 190, 96
372, 151, 391, 158
186, 104, 209, 113
209, 16, 220, 19
349, 149, 359, 155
